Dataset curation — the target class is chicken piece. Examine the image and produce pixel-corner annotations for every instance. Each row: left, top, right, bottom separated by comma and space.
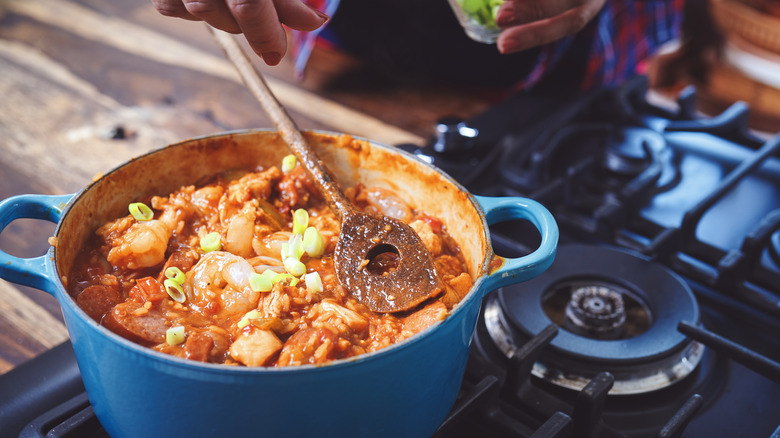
434, 254, 466, 277
402, 301, 448, 337
277, 327, 336, 366
228, 329, 283, 367
318, 299, 369, 332
258, 285, 292, 319
307, 206, 340, 235
440, 273, 473, 308
410, 219, 442, 257
227, 167, 281, 204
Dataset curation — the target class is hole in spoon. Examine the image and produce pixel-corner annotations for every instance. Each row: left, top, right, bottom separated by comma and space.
365, 243, 400, 276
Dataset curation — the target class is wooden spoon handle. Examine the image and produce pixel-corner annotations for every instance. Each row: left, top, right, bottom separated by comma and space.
209, 27, 351, 219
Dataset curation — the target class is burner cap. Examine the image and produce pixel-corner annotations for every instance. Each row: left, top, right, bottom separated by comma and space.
564, 285, 627, 339
485, 244, 703, 394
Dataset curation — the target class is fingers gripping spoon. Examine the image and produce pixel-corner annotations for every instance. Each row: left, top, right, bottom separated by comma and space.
209, 29, 443, 313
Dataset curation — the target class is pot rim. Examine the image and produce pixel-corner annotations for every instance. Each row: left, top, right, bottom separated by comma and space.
52, 128, 495, 375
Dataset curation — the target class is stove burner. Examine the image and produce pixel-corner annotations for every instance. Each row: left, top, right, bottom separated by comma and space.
563, 285, 627, 340
484, 244, 704, 395
544, 279, 652, 340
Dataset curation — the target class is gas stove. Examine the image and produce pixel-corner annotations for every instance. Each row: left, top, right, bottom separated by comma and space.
412, 75, 780, 438
2, 76, 779, 437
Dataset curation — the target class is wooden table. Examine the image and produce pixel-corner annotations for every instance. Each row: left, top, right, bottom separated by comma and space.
0, 0, 501, 374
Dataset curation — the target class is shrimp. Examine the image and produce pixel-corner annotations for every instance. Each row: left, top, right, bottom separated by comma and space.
223, 199, 257, 258
363, 186, 412, 222
190, 185, 223, 220
183, 251, 260, 320
252, 231, 293, 260
106, 206, 181, 270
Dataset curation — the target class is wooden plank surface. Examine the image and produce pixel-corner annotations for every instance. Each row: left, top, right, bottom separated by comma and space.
0, 0, 496, 373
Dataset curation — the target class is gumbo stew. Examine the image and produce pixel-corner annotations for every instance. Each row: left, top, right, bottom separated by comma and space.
67, 154, 473, 367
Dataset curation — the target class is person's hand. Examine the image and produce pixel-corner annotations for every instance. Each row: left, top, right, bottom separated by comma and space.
152, 0, 329, 65
495, 0, 607, 54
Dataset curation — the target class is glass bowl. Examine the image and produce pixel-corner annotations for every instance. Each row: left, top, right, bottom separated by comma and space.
447, 0, 505, 44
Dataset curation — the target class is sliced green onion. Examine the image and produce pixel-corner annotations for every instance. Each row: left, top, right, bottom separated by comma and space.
282, 234, 305, 261
292, 208, 309, 234
165, 326, 186, 345
272, 273, 293, 283
163, 279, 186, 303
249, 272, 274, 292
200, 232, 221, 253
456, 0, 506, 27
261, 269, 280, 286
304, 272, 323, 294
237, 309, 261, 329
128, 202, 153, 221
272, 272, 299, 287
164, 266, 185, 284
491, 3, 501, 21
284, 257, 307, 277
289, 233, 305, 260
303, 226, 325, 258
281, 154, 297, 173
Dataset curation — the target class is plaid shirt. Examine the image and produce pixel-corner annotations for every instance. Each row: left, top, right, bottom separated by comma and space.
291, 0, 683, 91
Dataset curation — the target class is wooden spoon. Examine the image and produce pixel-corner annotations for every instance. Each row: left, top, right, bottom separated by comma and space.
209, 29, 442, 313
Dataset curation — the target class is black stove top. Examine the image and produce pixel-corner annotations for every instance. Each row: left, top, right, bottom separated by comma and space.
2, 76, 780, 438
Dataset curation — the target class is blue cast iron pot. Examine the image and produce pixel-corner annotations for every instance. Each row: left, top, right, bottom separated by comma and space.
0, 130, 557, 438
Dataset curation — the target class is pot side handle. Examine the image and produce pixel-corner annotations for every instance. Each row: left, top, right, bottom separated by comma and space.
475, 195, 558, 293
0, 194, 74, 295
